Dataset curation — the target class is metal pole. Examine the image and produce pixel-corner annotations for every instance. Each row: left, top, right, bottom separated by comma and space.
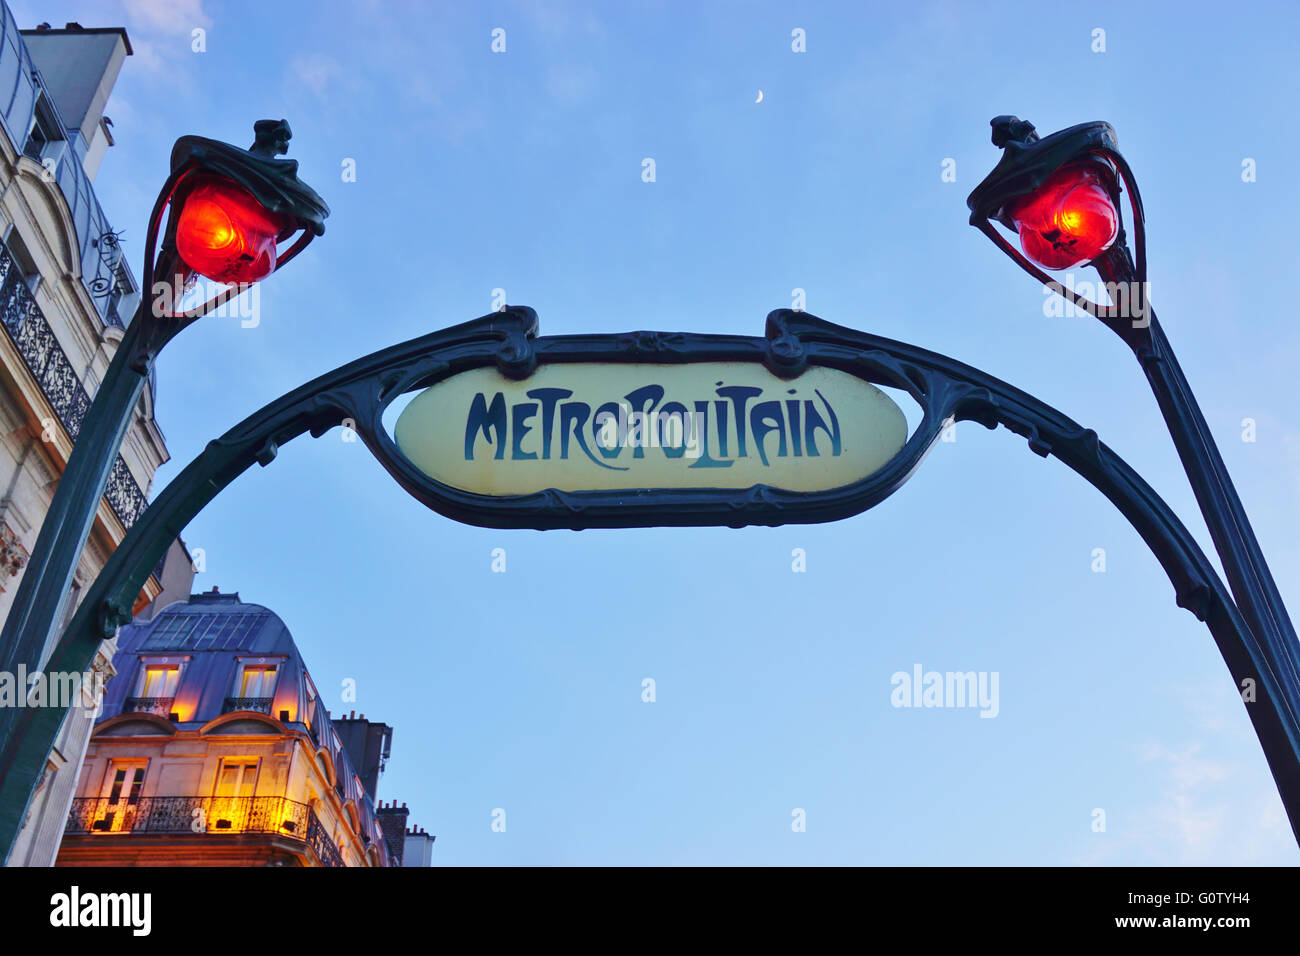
1094, 248, 1300, 711
0, 308, 149, 704
0, 242, 187, 762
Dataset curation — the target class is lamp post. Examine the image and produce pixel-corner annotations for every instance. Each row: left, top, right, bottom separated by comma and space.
0, 120, 327, 842
968, 116, 1300, 825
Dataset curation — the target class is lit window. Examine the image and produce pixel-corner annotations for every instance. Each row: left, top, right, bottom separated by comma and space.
138, 664, 180, 698
93, 761, 145, 832
109, 766, 145, 806
210, 759, 258, 832
214, 759, 258, 798
238, 664, 277, 698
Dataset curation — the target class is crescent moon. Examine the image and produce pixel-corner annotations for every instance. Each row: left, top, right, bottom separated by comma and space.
755, 90, 764, 103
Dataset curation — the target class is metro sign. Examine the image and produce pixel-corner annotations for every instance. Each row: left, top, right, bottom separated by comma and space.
395, 362, 906, 498
376, 309, 916, 530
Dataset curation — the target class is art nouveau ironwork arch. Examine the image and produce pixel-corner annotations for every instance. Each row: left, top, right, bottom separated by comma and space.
1, 308, 1296, 851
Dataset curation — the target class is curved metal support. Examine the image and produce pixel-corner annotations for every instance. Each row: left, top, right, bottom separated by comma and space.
2, 308, 1297, 854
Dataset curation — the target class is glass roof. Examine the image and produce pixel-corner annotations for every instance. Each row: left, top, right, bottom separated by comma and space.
139, 610, 271, 650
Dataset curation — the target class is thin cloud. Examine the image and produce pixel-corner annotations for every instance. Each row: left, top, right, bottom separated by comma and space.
290, 54, 342, 100
123, 0, 211, 34
120, 0, 211, 75
1073, 682, 1296, 865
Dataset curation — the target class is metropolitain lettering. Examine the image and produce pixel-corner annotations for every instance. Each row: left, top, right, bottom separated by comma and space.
463, 383, 842, 469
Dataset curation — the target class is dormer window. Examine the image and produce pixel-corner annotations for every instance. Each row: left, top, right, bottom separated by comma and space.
237, 664, 277, 698
223, 659, 283, 715
138, 664, 180, 698
24, 92, 65, 167
125, 660, 184, 718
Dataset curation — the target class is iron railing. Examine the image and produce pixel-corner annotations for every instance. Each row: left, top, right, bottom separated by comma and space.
65, 796, 345, 866
0, 244, 149, 530
306, 811, 344, 868
222, 697, 274, 714
122, 697, 175, 718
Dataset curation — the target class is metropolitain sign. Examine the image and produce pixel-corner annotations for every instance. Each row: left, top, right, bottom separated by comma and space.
372, 309, 921, 530
395, 362, 905, 495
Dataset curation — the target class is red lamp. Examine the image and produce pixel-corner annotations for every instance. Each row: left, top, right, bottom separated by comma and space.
1003, 160, 1120, 270
175, 176, 291, 285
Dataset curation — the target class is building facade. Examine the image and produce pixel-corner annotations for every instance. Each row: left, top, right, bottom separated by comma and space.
0, 11, 177, 866
57, 590, 432, 866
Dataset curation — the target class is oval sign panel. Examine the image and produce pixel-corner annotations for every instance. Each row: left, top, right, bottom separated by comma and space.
394, 362, 907, 497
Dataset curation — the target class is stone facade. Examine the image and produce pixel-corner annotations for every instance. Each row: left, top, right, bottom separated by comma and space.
0, 11, 171, 866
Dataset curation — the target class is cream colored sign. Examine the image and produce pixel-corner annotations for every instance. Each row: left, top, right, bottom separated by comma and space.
393, 362, 907, 496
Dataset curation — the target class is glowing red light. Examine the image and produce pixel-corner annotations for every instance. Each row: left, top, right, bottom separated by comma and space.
175, 177, 290, 284
1004, 161, 1119, 270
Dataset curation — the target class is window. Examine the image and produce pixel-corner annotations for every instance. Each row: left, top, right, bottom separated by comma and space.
138, 664, 180, 698
2, 228, 42, 296
303, 673, 318, 733
210, 759, 258, 831
214, 759, 258, 799
24, 93, 63, 161
93, 760, 145, 832
108, 766, 144, 805
238, 664, 277, 698
103, 259, 134, 328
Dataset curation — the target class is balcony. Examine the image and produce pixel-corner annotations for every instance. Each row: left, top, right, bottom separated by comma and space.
0, 243, 149, 530
222, 697, 273, 714
65, 796, 345, 867
306, 812, 345, 868
122, 697, 176, 719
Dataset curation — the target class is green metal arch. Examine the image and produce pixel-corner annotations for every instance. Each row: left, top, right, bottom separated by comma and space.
2, 308, 1296, 852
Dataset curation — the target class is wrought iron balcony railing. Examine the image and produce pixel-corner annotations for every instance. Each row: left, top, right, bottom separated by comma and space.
0, 244, 149, 530
64, 796, 345, 866
122, 697, 176, 718
223, 697, 274, 714
306, 811, 345, 868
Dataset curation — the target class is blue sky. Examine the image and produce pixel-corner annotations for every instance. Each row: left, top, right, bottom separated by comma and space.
22, 0, 1300, 863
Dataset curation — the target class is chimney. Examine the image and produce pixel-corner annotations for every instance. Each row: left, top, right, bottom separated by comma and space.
332, 713, 393, 800
375, 802, 409, 865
